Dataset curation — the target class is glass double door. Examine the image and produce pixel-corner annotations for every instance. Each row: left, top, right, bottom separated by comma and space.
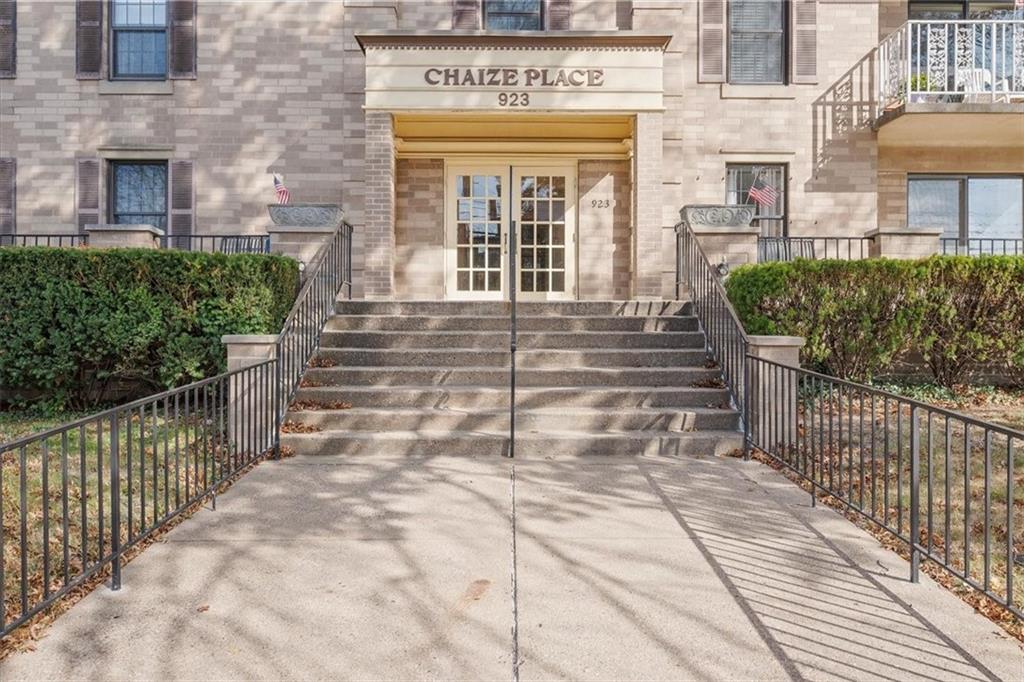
446, 163, 577, 301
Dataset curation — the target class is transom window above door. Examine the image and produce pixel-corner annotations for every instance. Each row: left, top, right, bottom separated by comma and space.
110, 161, 168, 230
111, 0, 168, 79
484, 0, 544, 30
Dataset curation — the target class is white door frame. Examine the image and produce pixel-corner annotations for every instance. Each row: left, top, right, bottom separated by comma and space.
443, 159, 578, 302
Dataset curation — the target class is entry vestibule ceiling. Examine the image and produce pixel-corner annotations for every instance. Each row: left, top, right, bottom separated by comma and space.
357, 31, 670, 114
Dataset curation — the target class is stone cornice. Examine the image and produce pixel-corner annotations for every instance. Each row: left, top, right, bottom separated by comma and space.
355, 31, 672, 53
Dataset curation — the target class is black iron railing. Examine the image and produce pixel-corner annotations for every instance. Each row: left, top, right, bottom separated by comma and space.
0, 234, 88, 248
675, 222, 749, 412
758, 236, 874, 263
161, 234, 271, 254
274, 221, 353, 422
746, 355, 1023, 619
941, 238, 1024, 257
0, 360, 278, 637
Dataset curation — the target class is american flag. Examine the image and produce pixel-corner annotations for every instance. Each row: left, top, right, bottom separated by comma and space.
273, 174, 291, 205
747, 168, 779, 209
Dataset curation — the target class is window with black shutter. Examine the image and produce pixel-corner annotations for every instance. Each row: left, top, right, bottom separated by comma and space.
726, 164, 787, 237
484, 0, 544, 30
109, 161, 168, 229
0, 1, 15, 79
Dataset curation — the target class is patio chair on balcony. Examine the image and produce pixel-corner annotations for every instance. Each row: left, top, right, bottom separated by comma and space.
961, 68, 1012, 104
759, 237, 817, 263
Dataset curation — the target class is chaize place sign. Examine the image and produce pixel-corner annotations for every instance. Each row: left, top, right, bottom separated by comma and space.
358, 32, 669, 112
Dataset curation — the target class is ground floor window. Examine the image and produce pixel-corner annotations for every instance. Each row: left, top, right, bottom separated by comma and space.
726, 164, 787, 237
110, 161, 168, 230
908, 175, 1024, 246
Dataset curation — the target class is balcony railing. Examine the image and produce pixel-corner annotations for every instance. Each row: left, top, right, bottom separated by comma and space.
941, 237, 1024, 256
758, 236, 874, 263
0, 234, 88, 248
879, 20, 1024, 111
161, 234, 271, 254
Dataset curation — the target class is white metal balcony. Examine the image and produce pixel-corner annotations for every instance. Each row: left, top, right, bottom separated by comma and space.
878, 20, 1024, 113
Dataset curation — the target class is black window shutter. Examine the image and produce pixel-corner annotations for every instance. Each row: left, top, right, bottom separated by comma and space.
547, 0, 571, 30
76, 158, 101, 233
0, 158, 14, 235
76, 0, 102, 79
0, 1, 15, 79
169, 160, 194, 236
169, 0, 197, 79
453, 0, 480, 29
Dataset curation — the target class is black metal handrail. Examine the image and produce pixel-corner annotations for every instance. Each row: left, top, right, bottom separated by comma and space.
675, 222, 749, 413
746, 355, 1022, 618
274, 221, 353, 424
0, 234, 88, 248
940, 238, 1024, 257
0, 359, 278, 637
160, 234, 271, 254
758, 236, 875, 263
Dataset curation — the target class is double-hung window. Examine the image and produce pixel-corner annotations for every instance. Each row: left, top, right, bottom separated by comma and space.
111, 0, 168, 79
728, 0, 787, 84
110, 161, 168, 230
484, 0, 544, 30
726, 164, 788, 237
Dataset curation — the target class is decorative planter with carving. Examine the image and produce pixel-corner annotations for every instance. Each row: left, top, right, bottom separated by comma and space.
267, 204, 345, 228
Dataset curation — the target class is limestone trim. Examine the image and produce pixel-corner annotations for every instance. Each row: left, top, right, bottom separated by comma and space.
356, 31, 672, 52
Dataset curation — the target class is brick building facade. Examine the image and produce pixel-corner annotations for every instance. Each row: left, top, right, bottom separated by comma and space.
0, 1, 1021, 300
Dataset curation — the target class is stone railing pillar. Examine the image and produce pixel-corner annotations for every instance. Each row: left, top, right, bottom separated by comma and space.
222, 335, 279, 455
84, 224, 164, 249
747, 335, 805, 448
865, 227, 942, 259
680, 205, 758, 275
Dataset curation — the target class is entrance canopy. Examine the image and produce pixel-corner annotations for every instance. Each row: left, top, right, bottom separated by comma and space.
356, 31, 670, 114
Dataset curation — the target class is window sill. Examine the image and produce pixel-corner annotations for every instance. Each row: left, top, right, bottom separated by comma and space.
98, 80, 174, 96
720, 84, 795, 100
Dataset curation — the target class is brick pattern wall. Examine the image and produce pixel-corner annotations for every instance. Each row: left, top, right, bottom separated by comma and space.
578, 160, 631, 300
395, 158, 445, 299
364, 111, 396, 299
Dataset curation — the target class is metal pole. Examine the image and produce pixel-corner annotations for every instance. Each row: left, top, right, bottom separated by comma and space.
508, 215, 517, 460
910, 405, 921, 583
109, 413, 122, 591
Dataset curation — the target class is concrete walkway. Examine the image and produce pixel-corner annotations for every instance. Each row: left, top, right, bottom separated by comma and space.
2, 454, 1021, 681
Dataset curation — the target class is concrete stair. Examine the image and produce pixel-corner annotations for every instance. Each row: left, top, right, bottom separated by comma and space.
282, 300, 743, 459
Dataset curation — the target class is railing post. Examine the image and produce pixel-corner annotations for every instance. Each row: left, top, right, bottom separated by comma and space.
742, 354, 751, 461
910, 405, 921, 584
109, 412, 122, 591
274, 342, 282, 459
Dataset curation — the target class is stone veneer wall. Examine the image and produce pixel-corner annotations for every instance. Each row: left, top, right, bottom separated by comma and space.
394, 158, 445, 299
578, 160, 632, 300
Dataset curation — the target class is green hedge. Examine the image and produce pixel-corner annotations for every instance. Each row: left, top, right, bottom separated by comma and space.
725, 256, 1024, 388
0, 248, 299, 410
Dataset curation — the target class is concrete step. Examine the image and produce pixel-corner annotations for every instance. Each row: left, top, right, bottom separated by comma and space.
319, 330, 707, 349
302, 366, 722, 388
325, 314, 700, 332
280, 429, 742, 458
334, 300, 693, 317
313, 348, 711, 369
283, 407, 740, 433
292, 385, 733, 410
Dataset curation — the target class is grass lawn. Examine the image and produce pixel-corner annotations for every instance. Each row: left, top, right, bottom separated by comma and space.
1, 399, 270, 637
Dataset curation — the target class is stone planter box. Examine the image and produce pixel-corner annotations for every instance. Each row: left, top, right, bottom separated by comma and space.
267, 204, 344, 228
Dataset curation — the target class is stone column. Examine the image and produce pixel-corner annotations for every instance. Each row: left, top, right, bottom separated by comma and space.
222, 335, 279, 456
747, 335, 805, 450
633, 112, 664, 299
364, 111, 396, 299
866, 227, 942, 259
679, 205, 759, 276
84, 224, 164, 249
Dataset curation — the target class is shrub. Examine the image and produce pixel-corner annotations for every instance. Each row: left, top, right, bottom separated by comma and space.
725, 259, 925, 382
0, 247, 298, 410
726, 256, 1024, 388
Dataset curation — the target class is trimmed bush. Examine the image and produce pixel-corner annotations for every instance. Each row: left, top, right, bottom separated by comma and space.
0, 248, 299, 410
725, 256, 1024, 388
